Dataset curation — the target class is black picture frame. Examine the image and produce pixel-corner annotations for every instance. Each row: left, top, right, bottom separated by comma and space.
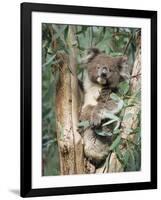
21, 2, 157, 197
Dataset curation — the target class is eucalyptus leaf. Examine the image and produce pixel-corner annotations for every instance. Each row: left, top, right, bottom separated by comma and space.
103, 113, 119, 121
127, 150, 136, 171
43, 54, 56, 68
123, 151, 130, 166
110, 93, 121, 101
118, 81, 130, 95
115, 146, 123, 161
55, 25, 67, 39
113, 128, 120, 134
110, 135, 121, 151
114, 121, 121, 131
102, 119, 117, 127
95, 129, 113, 137
64, 26, 69, 41
133, 127, 141, 133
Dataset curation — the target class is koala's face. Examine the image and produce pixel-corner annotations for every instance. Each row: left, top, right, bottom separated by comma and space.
87, 54, 121, 85
94, 63, 113, 85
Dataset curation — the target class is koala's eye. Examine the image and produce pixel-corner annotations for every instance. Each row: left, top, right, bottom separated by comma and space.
97, 66, 100, 69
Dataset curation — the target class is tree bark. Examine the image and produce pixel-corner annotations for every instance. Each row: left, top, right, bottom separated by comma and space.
55, 26, 84, 175
121, 32, 141, 139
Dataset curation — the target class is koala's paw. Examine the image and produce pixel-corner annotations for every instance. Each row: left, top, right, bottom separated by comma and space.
90, 113, 101, 127
85, 159, 96, 174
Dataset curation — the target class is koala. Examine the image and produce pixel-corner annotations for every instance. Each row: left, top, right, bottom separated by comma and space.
79, 48, 129, 171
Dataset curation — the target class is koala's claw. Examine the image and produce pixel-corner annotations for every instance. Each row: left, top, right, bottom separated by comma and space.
90, 114, 101, 127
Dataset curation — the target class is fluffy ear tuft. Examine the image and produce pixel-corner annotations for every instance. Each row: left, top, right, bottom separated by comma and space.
121, 55, 128, 62
80, 48, 100, 65
87, 48, 101, 56
117, 55, 128, 65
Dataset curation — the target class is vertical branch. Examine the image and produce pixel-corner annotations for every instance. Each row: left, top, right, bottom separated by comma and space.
68, 26, 84, 174
55, 53, 75, 175
55, 26, 84, 175
121, 31, 141, 138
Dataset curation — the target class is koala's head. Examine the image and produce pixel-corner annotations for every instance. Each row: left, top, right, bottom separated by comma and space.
83, 48, 129, 88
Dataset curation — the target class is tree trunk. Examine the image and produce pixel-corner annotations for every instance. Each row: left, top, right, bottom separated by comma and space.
55, 26, 84, 175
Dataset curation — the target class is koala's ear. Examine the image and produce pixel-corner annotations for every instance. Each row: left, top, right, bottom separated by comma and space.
118, 56, 130, 80
118, 55, 128, 64
80, 48, 100, 65
87, 48, 101, 56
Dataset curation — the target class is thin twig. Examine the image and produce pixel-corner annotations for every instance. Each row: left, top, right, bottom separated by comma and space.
103, 151, 112, 173
130, 73, 141, 80
123, 34, 133, 55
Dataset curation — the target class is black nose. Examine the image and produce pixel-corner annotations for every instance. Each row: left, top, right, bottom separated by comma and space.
101, 72, 106, 78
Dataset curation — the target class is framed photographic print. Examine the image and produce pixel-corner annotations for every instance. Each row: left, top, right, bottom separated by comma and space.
21, 2, 157, 197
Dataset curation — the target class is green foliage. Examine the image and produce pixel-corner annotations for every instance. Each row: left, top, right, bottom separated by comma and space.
110, 135, 121, 151
95, 128, 113, 137
42, 24, 61, 176
42, 23, 141, 175
118, 81, 130, 95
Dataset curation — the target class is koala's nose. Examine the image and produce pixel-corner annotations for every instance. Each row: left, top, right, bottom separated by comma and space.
101, 68, 107, 77
101, 73, 106, 78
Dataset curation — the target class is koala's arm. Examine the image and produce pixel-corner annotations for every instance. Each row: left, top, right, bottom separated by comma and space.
90, 99, 123, 127
79, 105, 95, 122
